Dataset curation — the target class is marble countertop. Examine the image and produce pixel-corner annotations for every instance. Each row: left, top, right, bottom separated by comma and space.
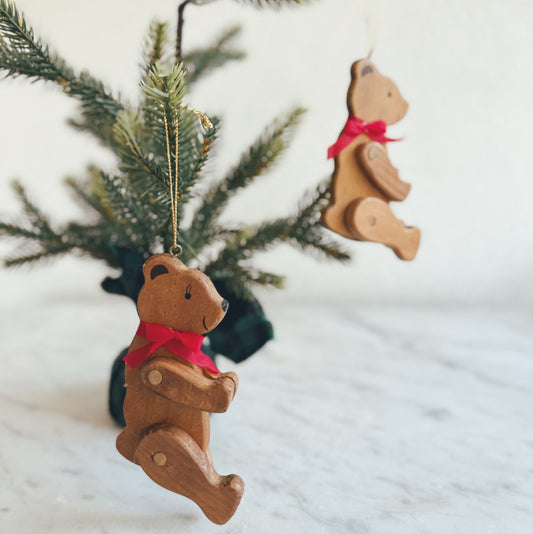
0, 296, 531, 533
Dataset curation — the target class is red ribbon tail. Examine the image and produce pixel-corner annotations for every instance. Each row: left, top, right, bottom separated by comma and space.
123, 345, 150, 369
375, 134, 400, 143
193, 353, 220, 374
147, 340, 166, 356
327, 134, 353, 159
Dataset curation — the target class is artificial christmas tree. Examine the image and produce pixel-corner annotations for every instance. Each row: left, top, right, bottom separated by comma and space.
0, 0, 350, 424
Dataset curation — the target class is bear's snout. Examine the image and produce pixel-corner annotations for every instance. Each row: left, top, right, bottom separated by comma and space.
221, 299, 229, 312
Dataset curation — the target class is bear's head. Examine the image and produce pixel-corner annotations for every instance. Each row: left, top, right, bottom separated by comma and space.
137, 253, 228, 335
347, 59, 408, 125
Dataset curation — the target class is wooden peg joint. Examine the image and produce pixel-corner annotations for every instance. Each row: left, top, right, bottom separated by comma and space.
152, 451, 168, 467
148, 369, 163, 386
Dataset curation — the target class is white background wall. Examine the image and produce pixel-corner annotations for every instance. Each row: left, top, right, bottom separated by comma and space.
0, 0, 532, 306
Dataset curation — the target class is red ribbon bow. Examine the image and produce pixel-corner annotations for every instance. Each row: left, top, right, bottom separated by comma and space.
123, 321, 220, 374
327, 115, 398, 159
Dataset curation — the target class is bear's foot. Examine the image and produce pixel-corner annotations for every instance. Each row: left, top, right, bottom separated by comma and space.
345, 197, 420, 261
116, 426, 139, 464
136, 424, 244, 525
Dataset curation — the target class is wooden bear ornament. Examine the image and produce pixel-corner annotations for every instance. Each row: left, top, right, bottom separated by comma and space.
322, 59, 420, 260
116, 253, 244, 525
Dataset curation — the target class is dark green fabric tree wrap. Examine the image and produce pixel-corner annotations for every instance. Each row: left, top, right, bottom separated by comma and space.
109, 348, 128, 427
209, 277, 273, 363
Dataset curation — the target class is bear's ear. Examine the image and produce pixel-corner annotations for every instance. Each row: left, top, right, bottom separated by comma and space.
361, 64, 374, 77
142, 253, 184, 283
352, 59, 377, 80
150, 264, 169, 280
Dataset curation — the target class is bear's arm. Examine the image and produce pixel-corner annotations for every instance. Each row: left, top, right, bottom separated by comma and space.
358, 142, 411, 201
140, 357, 237, 413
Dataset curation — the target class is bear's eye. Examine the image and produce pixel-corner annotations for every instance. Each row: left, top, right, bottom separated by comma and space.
185, 284, 192, 300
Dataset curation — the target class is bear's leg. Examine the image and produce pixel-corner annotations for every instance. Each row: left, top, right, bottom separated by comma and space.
345, 197, 420, 261
135, 424, 244, 525
116, 426, 139, 464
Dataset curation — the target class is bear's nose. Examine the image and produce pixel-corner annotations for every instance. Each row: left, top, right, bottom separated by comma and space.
221, 299, 229, 312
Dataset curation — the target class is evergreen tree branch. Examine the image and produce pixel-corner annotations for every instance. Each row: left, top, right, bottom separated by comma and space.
65, 71, 124, 146
286, 180, 351, 262
0, 179, 122, 267
111, 109, 178, 241
183, 26, 245, 86
188, 107, 305, 247
202, 180, 349, 287
0, 181, 59, 248
4, 246, 72, 267
90, 171, 156, 252
0, 0, 123, 146
142, 63, 217, 212
64, 175, 107, 219
248, 269, 285, 289
65, 172, 164, 260
205, 218, 291, 274
113, 110, 171, 203
10, 180, 53, 234
142, 21, 170, 80
143, 62, 187, 142
0, 221, 42, 240
0, 0, 69, 82
175, 110, 218, 204
62, 222, 122, 265
3, 222, 122, 267
64, 168, 137, 233
207, 263, 285, 300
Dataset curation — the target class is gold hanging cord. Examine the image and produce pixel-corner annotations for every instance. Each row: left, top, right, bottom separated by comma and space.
163, 106, 213, 257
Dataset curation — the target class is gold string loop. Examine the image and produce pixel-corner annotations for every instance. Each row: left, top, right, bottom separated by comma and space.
169, 244, 183, 256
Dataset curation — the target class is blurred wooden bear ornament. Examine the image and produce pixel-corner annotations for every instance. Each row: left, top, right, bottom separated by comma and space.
322, 59, 420, 260
116, 253, 244, 525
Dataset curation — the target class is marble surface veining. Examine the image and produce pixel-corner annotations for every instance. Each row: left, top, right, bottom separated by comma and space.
0, 297, 532, 533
